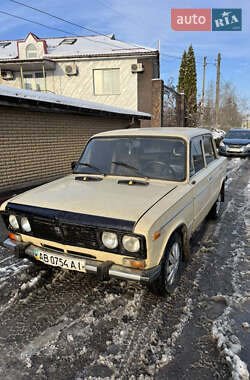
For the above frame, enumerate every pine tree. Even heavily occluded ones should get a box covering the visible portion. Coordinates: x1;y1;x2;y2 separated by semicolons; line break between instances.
177;50;187;93
177;45;197;126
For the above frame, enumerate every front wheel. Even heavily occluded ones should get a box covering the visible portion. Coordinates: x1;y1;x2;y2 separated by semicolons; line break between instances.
147;232;184;296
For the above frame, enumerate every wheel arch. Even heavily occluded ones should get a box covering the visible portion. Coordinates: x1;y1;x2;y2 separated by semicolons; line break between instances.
160;223;190;265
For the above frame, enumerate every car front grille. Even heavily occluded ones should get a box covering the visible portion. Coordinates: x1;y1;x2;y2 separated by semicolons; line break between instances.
31;216;99;249
228;144;242;148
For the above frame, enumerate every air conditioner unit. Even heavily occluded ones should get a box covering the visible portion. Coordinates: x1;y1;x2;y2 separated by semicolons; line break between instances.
64;64;78;76
1;70;14;80
131;63;144;73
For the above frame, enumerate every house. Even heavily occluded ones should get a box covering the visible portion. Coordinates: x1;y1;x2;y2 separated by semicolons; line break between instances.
0;84;150;195
0;32;160;127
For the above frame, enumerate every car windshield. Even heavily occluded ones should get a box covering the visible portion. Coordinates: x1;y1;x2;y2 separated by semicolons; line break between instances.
74;136;187;181
225;130;250;140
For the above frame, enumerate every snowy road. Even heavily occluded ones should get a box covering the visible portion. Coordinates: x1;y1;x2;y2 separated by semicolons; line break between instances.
0;158;249;380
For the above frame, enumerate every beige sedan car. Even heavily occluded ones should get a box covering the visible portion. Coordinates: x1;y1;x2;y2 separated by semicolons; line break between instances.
1;128;227;295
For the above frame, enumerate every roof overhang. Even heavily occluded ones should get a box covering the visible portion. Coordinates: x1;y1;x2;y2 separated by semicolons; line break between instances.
0;91;151;120
0;59;55;71
44;51;159;60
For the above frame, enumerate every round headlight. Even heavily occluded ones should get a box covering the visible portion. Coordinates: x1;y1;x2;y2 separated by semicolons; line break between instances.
122;235;140;253
219;141;225;147
9;215;19;230
102;232;118;249
21;217;31;232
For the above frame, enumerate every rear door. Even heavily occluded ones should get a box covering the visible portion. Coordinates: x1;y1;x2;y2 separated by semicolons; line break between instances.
202;134;223;206
190;135;210;231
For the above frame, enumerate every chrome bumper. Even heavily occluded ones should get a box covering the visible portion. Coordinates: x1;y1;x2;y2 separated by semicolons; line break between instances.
2;238;160;284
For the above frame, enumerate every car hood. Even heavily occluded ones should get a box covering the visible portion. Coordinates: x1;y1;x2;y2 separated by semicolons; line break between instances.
223;138;250;145
5;175;177;223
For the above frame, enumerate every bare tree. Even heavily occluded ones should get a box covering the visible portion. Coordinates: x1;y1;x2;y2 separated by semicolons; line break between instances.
202;80;247;131
219;81;243;131
163;77;177;127
202;81;215;128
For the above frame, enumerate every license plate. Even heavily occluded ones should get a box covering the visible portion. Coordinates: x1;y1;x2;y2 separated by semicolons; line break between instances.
34;248;86;272
229;148;242;152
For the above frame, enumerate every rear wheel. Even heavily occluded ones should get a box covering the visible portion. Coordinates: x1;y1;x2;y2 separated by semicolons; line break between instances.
147;232;183;296
210;191;222;219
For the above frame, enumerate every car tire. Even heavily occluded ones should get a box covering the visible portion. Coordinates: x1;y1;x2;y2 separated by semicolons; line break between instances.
147;232;183;296
210;191;222;219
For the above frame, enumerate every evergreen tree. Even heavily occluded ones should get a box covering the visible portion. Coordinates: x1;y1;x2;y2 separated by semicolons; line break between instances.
186;45;197;120
177;50;187;93
177;45;197;126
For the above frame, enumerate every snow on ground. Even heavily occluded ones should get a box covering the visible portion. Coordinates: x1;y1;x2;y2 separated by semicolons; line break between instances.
0;250;30;284
0;158;248;379
211;172;250;380
212;128;226;141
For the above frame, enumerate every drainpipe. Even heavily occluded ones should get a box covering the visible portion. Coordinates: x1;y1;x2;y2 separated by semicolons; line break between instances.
42;63;47;92
20;65;24;89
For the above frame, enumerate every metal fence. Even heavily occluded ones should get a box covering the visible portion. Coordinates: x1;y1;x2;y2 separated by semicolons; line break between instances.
163;85;185;127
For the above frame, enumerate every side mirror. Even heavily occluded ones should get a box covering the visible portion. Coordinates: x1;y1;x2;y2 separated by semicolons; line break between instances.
71;161;76;170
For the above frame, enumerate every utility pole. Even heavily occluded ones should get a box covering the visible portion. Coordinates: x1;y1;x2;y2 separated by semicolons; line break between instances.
201;56;207;122
215;53;221;127
158;40;160;78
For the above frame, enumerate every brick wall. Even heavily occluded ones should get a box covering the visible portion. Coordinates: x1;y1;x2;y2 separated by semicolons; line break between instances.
0;106;135;192
151;79;164;128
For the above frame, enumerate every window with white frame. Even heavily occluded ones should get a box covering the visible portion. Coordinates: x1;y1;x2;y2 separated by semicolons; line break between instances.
23;72;45;91
93;68;120;95
26;44;37;59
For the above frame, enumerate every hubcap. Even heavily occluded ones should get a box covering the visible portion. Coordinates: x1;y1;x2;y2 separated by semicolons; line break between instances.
165;242;181;285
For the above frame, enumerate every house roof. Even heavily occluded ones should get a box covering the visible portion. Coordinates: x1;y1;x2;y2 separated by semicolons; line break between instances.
0;33;158;60
0;84;151;120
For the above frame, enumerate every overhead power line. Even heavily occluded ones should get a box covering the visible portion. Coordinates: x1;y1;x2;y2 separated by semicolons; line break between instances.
0;9;146;51
0;10;76;35
8;0;148;51
9;0;110;37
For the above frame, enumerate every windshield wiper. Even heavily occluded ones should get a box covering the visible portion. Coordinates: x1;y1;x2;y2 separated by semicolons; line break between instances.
112;161;147;179
77;162;103;173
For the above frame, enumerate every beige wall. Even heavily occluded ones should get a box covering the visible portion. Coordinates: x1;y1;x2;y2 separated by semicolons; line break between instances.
18;34;45;60
53;58;138;111
1;57;139;111
0;106;136;192
0;56;157;117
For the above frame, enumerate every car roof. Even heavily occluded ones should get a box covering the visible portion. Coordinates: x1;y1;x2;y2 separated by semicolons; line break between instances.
92;127;211;139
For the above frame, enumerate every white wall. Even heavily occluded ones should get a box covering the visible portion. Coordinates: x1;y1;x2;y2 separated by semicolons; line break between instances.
53;58;138;111
1;57;139;111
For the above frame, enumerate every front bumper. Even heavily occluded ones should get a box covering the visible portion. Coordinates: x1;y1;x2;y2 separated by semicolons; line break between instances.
3;238;161;284
218;147;250;157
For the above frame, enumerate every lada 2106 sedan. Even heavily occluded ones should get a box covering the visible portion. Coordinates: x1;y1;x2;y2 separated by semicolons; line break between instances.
1;128;227;295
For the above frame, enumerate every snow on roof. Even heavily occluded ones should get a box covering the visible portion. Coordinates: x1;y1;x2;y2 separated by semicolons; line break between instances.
0;34;157;60
0;84;151;119
0;40;18;59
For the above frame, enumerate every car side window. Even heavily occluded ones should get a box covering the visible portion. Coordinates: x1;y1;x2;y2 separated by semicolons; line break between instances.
203;135;216;165
190;136;205;176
